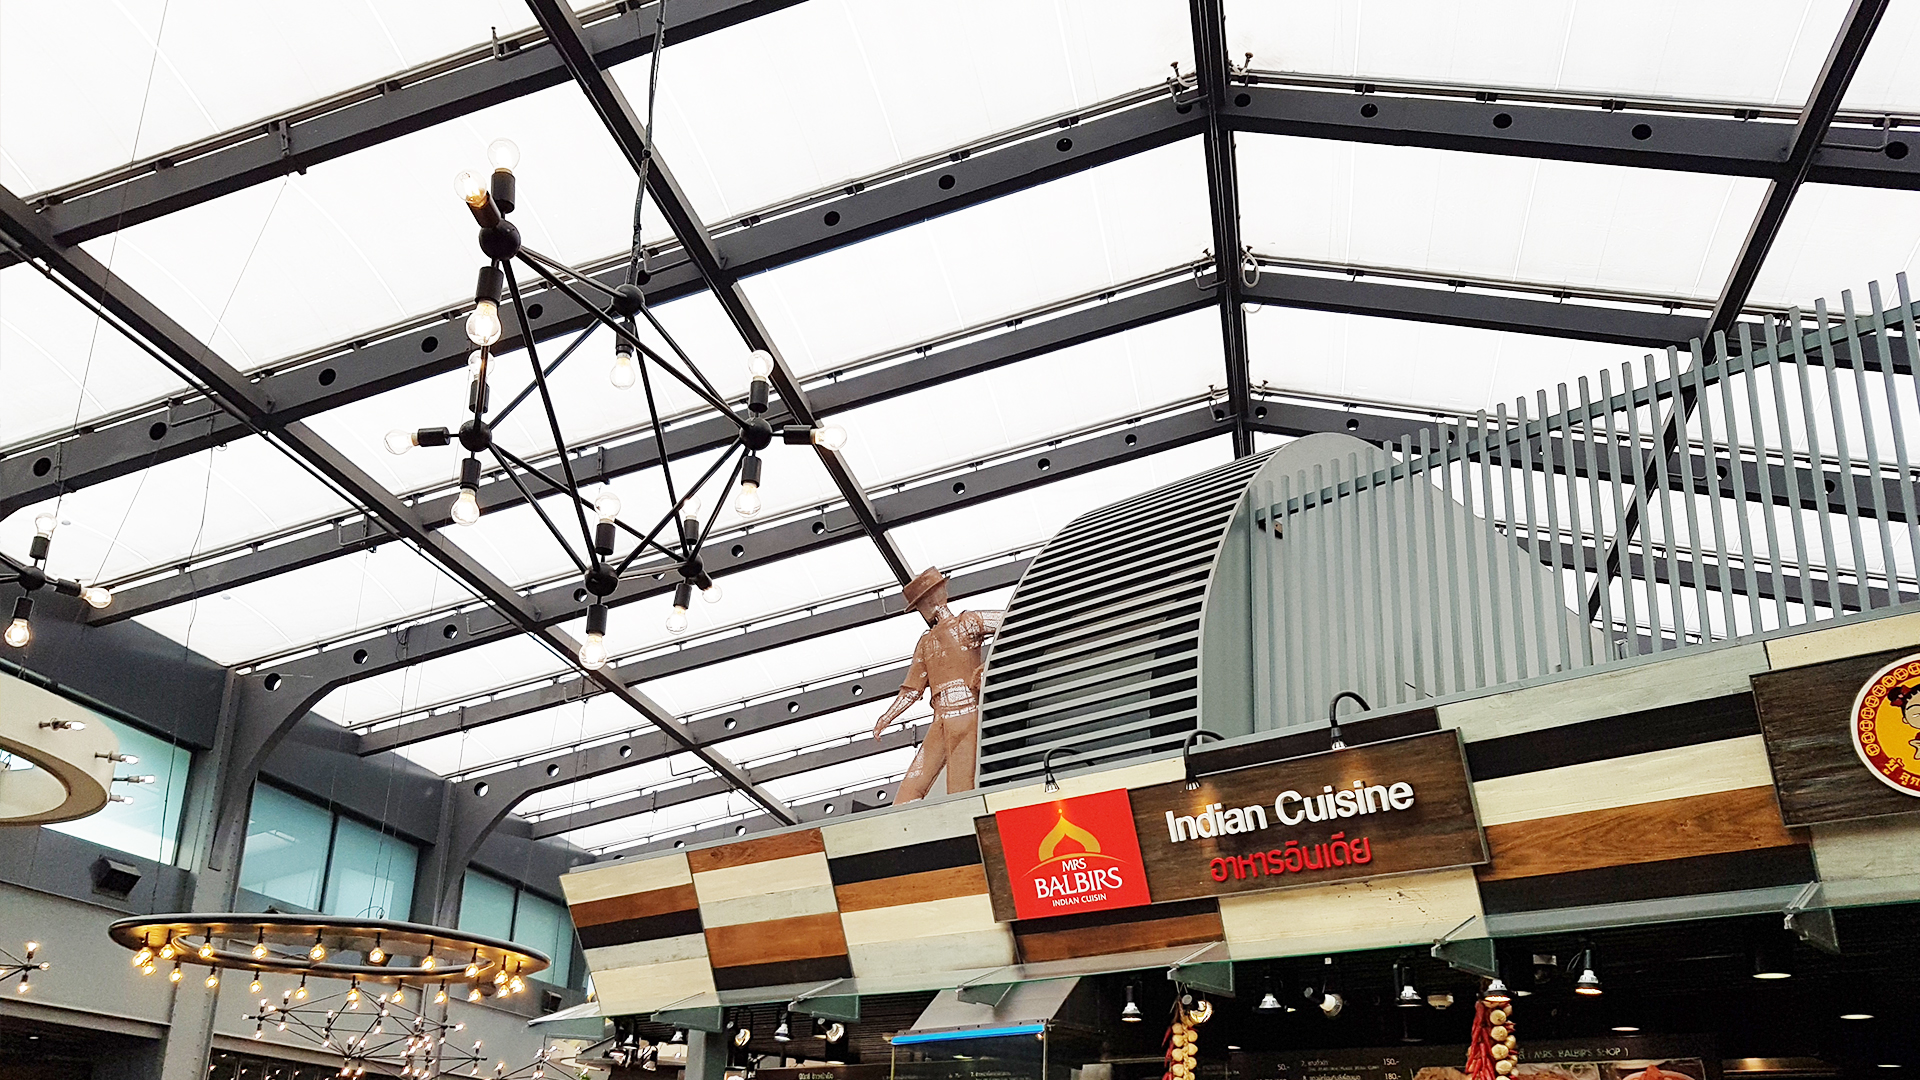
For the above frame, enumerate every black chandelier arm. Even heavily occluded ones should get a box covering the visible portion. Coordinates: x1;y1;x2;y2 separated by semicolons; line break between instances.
0;551;28;573
691;449;747;555
484;445;589;575
519;246;625;302
490;443;681;565
491;313;602;426
502;261;603;557
515;249;746;427
613;438;746;577
630;285;726;408
626;310;693;555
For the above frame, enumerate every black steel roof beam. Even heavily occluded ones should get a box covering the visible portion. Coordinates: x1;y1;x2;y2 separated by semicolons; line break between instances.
96;276;1210;622
3;98;1200;521
0;180;796;826
346;406;1231;746
18;0;801;253
1189;0;1253;457
523;0;912;584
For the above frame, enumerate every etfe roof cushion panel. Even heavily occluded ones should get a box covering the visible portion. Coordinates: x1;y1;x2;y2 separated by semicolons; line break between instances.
83;84;639;370
1841;0;1920;113
1747;184;1920;309
0;0;540;193
1224;0;1848;107
741;139;1213;380
0;265;190;452
623;0;1195;223
1238;135;1768;301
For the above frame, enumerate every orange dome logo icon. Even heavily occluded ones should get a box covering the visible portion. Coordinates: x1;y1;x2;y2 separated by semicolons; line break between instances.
1850;653;1920;797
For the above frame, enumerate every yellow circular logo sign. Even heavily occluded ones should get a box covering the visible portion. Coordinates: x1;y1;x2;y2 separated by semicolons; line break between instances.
1850;653;1920;797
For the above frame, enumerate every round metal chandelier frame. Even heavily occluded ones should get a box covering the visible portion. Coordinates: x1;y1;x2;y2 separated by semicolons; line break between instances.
107;913;548;992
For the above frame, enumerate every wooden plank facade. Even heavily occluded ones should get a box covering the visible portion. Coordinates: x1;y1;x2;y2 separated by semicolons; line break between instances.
562;614;1920;1016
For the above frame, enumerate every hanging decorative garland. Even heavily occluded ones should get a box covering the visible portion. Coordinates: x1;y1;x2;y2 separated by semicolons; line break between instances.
1164;991;1211;1080
1466;983;1519;1080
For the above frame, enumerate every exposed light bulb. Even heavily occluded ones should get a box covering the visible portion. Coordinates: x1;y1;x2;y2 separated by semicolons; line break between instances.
159;943;177;961
197;943;215;960
32;513;56;538
451;488;482;526
579;633;607;670
133;948;153;967
734;481;760;517
466;300;503;347
81;585;112;609
665;606;688;634
810;424;848;450
679;495;701;519
309;942;328;962
206;972;220;988
610;344;637;389
252;943;269;960
295;982;309;1001
249;978;262;994
702;581;722;604
594;488;622;523
384;430;418;456
4;618;29;648
487;139;520;172
435;986;448;1005
454;171;488;207
468;988;482;1002
368;945;387;965
169;964;184;983
747;350;775;379
140;962;156;976
420;956;435;971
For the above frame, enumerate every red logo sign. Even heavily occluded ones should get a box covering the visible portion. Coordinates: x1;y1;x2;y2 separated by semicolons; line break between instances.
992;788;1152;920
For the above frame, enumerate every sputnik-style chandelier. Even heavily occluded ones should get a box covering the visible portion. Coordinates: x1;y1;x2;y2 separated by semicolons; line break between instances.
0;940;47;993
381;138;841;669
2;513;112;648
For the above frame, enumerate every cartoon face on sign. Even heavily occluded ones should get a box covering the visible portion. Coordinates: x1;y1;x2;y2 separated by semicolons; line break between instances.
993;788;1153;920
1850;653;1920;797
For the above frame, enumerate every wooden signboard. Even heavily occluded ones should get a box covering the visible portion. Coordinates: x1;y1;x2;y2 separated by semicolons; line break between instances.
978;730;1485;920
1752;646;1920;826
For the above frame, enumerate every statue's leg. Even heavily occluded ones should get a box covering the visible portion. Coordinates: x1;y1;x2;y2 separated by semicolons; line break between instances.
896;713;950;802
944;709;978;794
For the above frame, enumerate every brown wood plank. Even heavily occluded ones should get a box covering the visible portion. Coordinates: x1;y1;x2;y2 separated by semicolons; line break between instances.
1752;647;1920;826
974;816;1019;922
1014;911;1223;963
1476;786;1805;882
703;911;848;969
834;864;988;913
569;883;700;928
687;828;826;873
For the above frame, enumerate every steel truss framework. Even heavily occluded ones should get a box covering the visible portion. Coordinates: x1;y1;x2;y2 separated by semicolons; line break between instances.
0;0;1905;870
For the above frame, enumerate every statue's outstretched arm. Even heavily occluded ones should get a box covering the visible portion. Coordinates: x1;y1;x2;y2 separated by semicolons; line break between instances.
873;647;929;738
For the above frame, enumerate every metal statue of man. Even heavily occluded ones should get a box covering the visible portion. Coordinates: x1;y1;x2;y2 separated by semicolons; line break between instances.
872;567;1005;800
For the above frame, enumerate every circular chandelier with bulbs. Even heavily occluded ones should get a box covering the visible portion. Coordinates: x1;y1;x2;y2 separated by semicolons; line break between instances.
2;513;112;649
108;914;547;1005
382;137;842;671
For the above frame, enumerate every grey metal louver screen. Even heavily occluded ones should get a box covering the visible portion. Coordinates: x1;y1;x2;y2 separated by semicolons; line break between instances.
976;451;1274;786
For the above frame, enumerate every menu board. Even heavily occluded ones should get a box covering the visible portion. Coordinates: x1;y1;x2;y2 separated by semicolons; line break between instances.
1228;1036;1719;1080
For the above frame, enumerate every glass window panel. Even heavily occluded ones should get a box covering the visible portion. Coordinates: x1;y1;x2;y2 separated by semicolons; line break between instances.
0;1;541;193
85;83;647;370
1747;183;1920;309
741;140;1213;378
458;869;517;942
321;815;419;920
0;266;190;451
510;891;573;987
43;715;192;864
1238;134;1768;300
1223;1;1848;107
1247;304;1650;417
131;542;478;668
624;0;1194;222
240;784;334;910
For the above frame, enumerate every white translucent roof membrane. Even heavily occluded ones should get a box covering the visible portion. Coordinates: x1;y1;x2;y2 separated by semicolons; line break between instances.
1239;135;1767;300
0;265;189;451
1223;0;1847;107
833;308;1224;487
1246;305;1652;417
561;788;744;852
0;436;349;587
513;752;701;822
79;83;653;370
0;0;541;194
132;541;477;668
742;139;1213;378
311;632;567;729
1841;0;1920;112
637;614;937;718
1748;184;1920;308
622;0;1194;223
890;438;1236;572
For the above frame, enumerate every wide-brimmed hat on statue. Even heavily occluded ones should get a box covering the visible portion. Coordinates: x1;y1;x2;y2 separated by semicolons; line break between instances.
902;567;948;610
